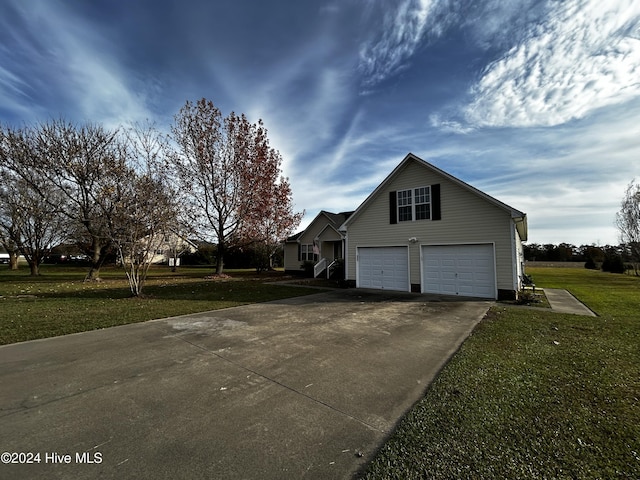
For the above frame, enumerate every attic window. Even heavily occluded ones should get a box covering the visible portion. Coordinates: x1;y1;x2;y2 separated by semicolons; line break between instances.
397;186;430;222
397;189;413;221
390;184;441;224
415;186;431;220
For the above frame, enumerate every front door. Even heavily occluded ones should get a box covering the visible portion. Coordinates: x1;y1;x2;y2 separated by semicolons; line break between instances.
333;241;342;260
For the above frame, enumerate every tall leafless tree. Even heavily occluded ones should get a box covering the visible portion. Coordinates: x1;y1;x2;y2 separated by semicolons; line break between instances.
110;172;176;296
33;119;128;281
109;122;180;295
0;236;21;270
0;126;68;275
616;180;640;273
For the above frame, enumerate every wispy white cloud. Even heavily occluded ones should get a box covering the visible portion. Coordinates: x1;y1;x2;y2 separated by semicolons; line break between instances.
464;0;640;128
461;0;550;51
0;0;154;126
358;0;442;89
429;113;475;134
473;105;640;245
1;0;635;247
0;64;38;119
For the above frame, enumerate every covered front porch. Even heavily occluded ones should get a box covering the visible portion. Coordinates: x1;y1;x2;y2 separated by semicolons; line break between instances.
283;210;353;275
313;239;344;278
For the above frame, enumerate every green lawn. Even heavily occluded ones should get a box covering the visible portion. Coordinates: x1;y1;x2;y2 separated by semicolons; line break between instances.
0;265;318;345
360;267;640;479
3;265;639;478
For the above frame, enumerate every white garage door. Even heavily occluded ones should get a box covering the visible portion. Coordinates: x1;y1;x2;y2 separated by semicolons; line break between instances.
422;244;496;298
358;247;409;291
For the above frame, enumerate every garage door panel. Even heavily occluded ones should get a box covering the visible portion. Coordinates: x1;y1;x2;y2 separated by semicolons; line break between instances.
439;282;457;295
458;285;475;296
358;247;409;291
458;272;474;282
422;244;496;299
442;271;457;281
458;258;474;268
475;271;491;281
424;271;440;282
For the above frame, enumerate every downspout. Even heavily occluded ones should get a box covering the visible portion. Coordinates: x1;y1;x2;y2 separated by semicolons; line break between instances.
343;233;348;281
512;215;528;293
510;219;518;294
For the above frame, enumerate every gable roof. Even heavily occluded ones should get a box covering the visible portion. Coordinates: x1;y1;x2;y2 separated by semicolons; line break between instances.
341;153;528;240
323;211;353;227
285;210;354;242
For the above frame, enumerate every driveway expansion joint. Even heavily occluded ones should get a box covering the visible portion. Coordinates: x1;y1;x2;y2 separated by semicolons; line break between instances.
167;329;387;434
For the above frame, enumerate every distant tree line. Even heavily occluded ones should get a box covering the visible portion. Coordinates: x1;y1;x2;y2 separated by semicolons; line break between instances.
525;180;640;276
524;243;636;274
0;98;302;295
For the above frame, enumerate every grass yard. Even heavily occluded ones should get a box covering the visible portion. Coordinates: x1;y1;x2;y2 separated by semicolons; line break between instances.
360;267;640;479
0;265;318;345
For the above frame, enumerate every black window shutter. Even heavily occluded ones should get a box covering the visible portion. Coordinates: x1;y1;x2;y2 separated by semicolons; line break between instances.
298;243;302;261
389;191;397;224
431;184;441;220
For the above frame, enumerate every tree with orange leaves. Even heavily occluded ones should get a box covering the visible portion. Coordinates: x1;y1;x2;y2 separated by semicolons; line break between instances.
170;98;302;274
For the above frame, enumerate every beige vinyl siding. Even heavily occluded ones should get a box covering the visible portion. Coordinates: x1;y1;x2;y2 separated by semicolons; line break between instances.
346;161;516;292
283;242;302;271
317;226;342;241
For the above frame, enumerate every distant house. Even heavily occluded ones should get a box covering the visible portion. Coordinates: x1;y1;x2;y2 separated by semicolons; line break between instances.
147;232;198;265
117;231;198;266
283;210;353;278
284;153;528;299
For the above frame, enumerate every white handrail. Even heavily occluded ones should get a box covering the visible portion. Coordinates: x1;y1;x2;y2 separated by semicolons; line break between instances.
313;258;327;278
326;259;338;279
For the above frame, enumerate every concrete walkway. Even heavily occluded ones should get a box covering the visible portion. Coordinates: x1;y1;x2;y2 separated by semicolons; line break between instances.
543;288;596;316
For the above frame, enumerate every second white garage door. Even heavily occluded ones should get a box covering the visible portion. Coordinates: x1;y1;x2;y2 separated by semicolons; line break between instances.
422;244;496;298
357;247;409;291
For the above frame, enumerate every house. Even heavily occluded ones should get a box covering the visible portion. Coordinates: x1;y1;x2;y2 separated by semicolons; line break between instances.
149;232;198;265
283;210;353;277
121;231;198;266
341;153;527;300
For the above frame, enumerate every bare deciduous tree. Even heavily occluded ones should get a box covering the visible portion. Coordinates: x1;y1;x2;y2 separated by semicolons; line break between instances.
0;236;21;270
171;99;239;274
0;126;67;275
616;180;640;273
109;122;180;295
0;179;67;276
111;172;175;296
34;119;127;281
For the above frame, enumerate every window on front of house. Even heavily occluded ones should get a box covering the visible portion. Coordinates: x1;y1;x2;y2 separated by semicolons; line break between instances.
301;244;316;262
398;186;430;221
397;189;413;221
414;186;431;220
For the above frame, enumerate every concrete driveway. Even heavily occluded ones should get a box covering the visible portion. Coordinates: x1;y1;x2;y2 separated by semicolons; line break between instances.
0;289;491;479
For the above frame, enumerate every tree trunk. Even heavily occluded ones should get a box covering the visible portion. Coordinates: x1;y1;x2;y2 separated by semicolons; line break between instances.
216;241;225;274
28;260;40;276
85;238;105;281
9;253;19;270
86;266;101;281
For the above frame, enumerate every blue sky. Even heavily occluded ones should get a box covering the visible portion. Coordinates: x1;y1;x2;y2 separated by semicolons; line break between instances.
2;0;639;246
